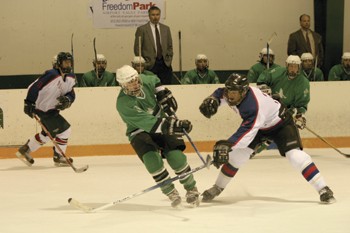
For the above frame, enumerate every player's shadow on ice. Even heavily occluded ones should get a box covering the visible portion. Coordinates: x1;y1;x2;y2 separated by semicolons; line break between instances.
0;166;58;171
201;195;318;206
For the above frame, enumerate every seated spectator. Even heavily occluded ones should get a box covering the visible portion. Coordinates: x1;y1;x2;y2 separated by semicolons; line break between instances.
247;48;280;83
181;54;220;84
80;54;116;87
328;52;350;81
131;56;155;75
300;53;324;81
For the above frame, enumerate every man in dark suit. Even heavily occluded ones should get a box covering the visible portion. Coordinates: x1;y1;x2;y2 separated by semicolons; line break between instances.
287;14;324;68
134;6;173;84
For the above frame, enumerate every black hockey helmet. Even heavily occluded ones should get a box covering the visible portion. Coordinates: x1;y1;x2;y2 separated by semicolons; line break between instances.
225;73;249;93
56;52;73;73
57;52;73;66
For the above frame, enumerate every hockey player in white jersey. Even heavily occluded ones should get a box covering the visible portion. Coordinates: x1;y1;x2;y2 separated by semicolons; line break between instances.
16;52;76;167
199;73;335;204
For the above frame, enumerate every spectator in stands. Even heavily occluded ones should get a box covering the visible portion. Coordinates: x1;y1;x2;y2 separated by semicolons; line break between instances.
247;48;280;83
80;54;116;87
181;54;220;84
300;53;324;81
328;52;350;81
287;14;324;68
131;56;155;75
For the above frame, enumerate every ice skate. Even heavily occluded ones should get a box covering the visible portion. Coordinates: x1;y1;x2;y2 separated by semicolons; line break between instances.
15;142;34;166
186;186;200;207
167;189;182;208
53;150;73;167
201;185;224;202
319;186;336;204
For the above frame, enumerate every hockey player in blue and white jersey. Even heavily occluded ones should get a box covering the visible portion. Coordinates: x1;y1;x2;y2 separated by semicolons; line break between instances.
199;73;335;204
16;52;76;167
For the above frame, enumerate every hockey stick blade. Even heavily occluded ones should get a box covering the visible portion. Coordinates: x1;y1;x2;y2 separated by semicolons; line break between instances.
73;165;89;173
68;162;211;213
305;126;350;158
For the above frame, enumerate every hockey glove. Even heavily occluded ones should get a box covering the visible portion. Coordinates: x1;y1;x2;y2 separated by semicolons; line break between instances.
55;96;72;110
294;113;306;130
199;96;219;118
213;140;232;169
161;117;192;136
24;99;36;118
257;84;272;96
156;88;178;117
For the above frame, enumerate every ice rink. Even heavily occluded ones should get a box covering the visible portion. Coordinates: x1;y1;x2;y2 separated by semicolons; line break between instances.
1;148;349;233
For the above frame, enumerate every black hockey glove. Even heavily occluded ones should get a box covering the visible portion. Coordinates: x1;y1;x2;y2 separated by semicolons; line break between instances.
156;88;178;117
161;117;192;136
213;140;232;169
55;96;72;110
24;99;36;118
199;96;219;118
294;113;306;130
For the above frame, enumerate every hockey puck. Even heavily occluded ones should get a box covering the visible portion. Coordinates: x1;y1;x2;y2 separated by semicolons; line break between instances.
68;198;72;203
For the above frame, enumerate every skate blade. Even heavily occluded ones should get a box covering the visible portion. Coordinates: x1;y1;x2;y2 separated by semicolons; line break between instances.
320;197;336;205
187;199;200;208
54;162;71;167
15;152;34;167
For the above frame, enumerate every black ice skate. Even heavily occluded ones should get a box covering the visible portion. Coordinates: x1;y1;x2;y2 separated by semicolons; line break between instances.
319;186;336;204
201;185;224;202
53;150;73;167
186;186;200;207
15;142;34;166
167;189;182;208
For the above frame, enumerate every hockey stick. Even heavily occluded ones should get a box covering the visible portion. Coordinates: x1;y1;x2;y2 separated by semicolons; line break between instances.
33;114;89;172
138;36;142;74
71;33;74;73
304;126;350;158
178;30;183;79
68;160;212;213
170;111;210;168
266;32;277;69
313;55;318;81
93;37;99;78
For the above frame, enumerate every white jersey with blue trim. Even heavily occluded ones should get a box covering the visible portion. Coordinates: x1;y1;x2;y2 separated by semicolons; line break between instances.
213;86;282;148
26;69;76;113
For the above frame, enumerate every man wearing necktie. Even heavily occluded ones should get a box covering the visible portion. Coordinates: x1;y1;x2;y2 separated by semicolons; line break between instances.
134;6;174;85
287;14;324;68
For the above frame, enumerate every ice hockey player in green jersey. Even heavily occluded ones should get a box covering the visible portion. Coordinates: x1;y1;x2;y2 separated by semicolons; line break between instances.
257;55;309;127
328;52;350;81
116;65;200;208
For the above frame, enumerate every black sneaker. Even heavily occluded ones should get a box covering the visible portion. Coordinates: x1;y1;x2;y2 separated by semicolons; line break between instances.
319;186;336;204
15;142;34;166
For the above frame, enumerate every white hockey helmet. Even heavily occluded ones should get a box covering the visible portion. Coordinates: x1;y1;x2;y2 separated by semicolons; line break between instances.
260;48;275;56
93;54;107;63
286;55;301;65
52;55;58;67
342;52;350;60
195;54;208;62
131;56;146;64
116;65;142;96
301;53;314;61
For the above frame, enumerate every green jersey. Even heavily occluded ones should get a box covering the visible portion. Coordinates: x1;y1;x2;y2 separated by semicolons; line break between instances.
247;62;280;83
181;69;220;84
80;70;116;87
328;64;350;81
257;66;310;114
301;68;324;81
117;74;164;141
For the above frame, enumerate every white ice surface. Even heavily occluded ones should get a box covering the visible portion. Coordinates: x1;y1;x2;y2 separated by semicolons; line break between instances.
1;148;350;233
